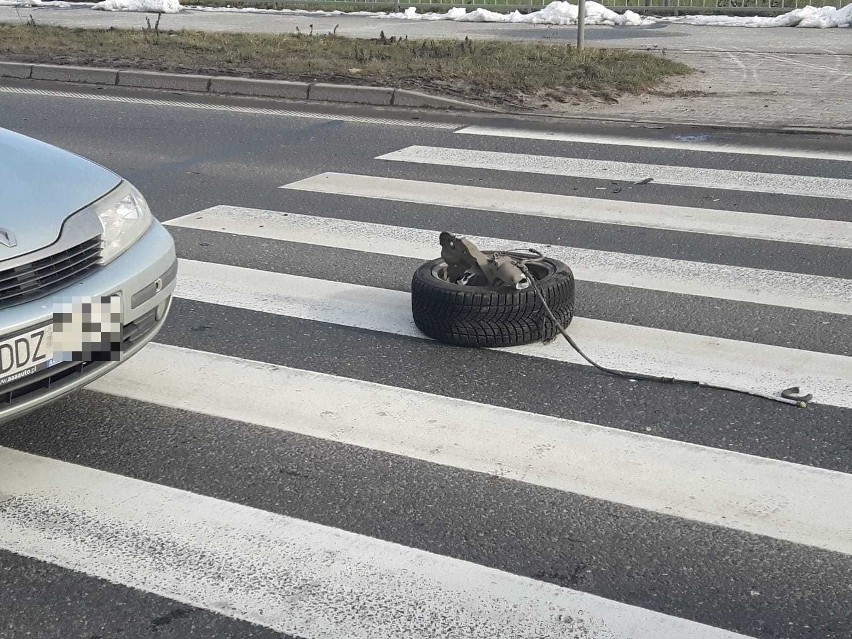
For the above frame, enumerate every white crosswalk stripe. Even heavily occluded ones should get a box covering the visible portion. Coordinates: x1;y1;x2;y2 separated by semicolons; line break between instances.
170;258;852;409
84;343;852;555
168;206;852;315
456;125;852;162
283;173;852;248
0;445;752;639
377;146;852;200
4;126;850;639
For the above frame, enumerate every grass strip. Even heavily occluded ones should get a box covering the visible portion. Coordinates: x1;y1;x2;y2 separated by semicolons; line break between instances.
0;23;691;104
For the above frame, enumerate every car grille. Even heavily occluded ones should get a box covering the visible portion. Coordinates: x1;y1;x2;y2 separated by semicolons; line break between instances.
0;236;103;309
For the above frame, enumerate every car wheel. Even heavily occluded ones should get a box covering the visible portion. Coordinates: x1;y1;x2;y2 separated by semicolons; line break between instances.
411;254;575;347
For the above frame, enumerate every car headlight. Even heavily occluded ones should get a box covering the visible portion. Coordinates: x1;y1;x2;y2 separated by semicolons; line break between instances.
93;182;153;264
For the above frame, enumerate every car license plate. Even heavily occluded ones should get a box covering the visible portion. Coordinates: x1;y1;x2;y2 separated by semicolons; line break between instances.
0;323;55;388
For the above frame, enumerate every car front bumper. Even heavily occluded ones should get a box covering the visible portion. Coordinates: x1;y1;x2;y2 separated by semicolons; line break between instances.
0;220;177;424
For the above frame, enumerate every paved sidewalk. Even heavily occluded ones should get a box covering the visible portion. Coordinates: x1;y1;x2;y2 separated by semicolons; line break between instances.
2;5;850;129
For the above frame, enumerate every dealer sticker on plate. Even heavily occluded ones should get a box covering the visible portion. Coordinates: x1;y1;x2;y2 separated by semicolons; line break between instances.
0;323;54;387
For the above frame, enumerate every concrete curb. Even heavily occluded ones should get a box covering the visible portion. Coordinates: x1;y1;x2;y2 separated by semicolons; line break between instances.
309;82;392;106
0;61;495;112
0;61;31;79
118;69;211;92
3;61;848;135
31;64;117;85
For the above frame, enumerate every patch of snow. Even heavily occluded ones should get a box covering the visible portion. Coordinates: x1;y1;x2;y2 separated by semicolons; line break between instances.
665;3;852;27
188;2;652;25
93;0;181;12
0;0;77;6
186;1;851;28
2;0;850;28
186;5;347;15
422;2;650;26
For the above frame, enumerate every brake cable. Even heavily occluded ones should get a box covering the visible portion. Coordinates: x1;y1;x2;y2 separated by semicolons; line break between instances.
512;251;811;409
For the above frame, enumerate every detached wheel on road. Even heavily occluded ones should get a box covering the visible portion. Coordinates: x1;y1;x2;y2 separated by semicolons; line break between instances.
411;254;575;347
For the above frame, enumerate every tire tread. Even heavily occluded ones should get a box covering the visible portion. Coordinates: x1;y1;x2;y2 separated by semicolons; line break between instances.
411;257;575;347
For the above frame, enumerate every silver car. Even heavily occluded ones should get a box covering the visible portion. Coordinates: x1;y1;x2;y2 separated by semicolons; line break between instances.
0;128;176;422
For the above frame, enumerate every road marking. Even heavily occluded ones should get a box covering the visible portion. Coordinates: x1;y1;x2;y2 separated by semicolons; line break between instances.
84;343;852;556
0;447;757;639
172;259;852;409
167;206;852;316
282;173;852;248
377;146;852;200
0;86;458;129
457;125;852;162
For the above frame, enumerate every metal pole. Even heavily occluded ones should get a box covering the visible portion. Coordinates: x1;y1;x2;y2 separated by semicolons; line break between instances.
577;0;585;51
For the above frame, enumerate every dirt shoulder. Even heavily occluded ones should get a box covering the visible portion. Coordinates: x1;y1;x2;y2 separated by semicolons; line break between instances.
565;49;852;130
0;23;690;107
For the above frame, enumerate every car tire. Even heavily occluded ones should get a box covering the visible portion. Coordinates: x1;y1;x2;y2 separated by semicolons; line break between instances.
411;254;575;347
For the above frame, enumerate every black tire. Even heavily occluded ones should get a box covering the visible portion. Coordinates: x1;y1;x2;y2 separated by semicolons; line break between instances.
411;254;575;347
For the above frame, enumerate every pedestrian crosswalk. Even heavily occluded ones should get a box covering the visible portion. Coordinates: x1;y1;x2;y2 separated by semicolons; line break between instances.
85;343;852;555
284;173;852;246
169;206;851;313
1;123;850;638
376;146;852;199
167;258;852;409
456;125;852;162
0;445;753;639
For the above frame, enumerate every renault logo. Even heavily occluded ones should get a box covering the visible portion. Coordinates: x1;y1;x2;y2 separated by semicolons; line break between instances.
0;229;16;248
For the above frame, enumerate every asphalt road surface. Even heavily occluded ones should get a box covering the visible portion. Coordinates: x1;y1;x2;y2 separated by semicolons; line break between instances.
0;81;850;639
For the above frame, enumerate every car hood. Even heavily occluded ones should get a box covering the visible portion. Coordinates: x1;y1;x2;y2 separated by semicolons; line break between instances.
0;128;121;260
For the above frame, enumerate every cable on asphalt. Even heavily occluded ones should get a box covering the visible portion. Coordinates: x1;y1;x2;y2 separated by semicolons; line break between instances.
513;251;812;409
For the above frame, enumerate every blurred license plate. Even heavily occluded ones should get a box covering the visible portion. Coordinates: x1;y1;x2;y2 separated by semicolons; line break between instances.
0;323;54;387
